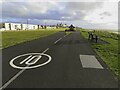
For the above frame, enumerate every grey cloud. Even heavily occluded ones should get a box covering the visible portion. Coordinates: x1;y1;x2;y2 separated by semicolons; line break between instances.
2;2;105;26
100;17;104;19
65;2;103;11
99;11;111;16
2;2;104;20
2;2;55;18
59;2;104;21
2;2;29;18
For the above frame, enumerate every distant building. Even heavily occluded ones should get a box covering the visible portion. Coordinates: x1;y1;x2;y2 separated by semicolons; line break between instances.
56;23;68;28
0;23;43;31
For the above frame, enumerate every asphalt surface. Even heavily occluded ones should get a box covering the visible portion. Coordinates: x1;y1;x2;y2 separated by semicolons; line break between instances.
1;31;118;89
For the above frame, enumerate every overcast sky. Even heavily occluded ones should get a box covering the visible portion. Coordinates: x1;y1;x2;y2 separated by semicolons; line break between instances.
0;0;119;30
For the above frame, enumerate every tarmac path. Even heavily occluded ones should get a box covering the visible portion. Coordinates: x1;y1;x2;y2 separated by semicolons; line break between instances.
1;31;118;89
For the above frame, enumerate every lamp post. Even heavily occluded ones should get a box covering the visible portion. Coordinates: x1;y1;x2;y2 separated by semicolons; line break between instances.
27;19;28;30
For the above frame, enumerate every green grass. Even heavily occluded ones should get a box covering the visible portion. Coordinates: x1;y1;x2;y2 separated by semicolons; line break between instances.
1;28;65;49
65;32;72;35
80;29;119;78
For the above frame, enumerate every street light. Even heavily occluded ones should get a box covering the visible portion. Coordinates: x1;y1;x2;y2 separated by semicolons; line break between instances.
27;18;31;30
27;19;28;30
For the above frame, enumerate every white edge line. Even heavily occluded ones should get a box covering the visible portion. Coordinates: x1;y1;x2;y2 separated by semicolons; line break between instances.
0;48;50;89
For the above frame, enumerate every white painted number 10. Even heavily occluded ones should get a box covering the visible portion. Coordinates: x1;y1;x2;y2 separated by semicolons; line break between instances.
9;53;52;70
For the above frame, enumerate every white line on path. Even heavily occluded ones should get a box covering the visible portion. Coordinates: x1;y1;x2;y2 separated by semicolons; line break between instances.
0;69;25;89
54;33;68;44
64;35;66;37
42;48;49;54
54;34;68;44
1;34;67;89
54;38;62;44
0;48;50;89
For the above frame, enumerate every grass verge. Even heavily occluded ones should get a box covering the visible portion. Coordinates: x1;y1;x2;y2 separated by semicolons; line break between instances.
2;29;63;49
80;29;119;78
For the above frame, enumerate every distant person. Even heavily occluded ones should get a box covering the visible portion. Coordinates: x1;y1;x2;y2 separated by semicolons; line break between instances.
95;35;98;43
88;32;93;40
41;25;44;29
56;24;59;29
88;32;91;40
91;33;94;41
93;30;95;33
44;25;47;29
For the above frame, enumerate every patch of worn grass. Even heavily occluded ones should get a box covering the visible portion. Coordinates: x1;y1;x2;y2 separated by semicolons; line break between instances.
2;29;63;49
80;29;119;78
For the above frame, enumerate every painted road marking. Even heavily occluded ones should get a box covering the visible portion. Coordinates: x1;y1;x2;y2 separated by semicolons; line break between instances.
1;34;66;89
0;48;50;89
54;38;62;44
80;55;104;69
10;53;52;69
20;55;33;64
54;34;68;44
19;47;49;65
42;48;49;54
25;55;42;65
0;69;25;89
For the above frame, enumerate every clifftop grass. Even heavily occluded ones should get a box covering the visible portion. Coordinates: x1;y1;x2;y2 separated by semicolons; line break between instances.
2;29;60;49
80;29;119;78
